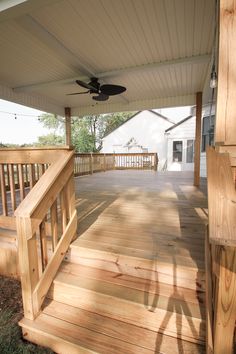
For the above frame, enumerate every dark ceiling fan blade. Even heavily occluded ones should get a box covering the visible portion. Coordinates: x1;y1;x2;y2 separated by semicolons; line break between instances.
100;84;126;96
66;90;89;95
92;93;109;101
76;78;100;93
76;79;96;91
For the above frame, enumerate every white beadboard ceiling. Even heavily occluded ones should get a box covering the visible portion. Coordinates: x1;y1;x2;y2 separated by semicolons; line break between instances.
0;0;215;116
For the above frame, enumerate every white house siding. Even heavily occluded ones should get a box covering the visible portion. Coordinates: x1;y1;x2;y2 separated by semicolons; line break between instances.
166;116;196;172
101;111;173;170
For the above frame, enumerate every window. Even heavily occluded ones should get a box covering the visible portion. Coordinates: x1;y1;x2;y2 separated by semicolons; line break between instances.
202;115;215;152
173;141;183;162
187;140;194;163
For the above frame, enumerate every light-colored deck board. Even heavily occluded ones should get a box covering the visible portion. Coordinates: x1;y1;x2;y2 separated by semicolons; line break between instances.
69;171;207;351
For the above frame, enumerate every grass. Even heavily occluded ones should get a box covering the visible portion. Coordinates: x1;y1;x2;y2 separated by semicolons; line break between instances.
0;275;54;354
0;308;54;354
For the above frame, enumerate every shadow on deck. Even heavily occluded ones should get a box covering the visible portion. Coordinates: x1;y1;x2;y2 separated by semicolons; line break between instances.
71;170;207;353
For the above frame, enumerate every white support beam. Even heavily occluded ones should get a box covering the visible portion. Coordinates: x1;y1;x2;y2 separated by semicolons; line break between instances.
13;54;211;93
71;94;196;116
0;0;60;22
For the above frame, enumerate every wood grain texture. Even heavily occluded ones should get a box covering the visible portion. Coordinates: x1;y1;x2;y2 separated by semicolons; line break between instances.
214;247;236;354
215;0;236;144
207;147;236;246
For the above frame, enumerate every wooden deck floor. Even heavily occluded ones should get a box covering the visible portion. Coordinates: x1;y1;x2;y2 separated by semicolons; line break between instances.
71;170;207;353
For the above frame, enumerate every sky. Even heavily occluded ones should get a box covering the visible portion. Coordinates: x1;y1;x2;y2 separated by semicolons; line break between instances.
0;99;50;144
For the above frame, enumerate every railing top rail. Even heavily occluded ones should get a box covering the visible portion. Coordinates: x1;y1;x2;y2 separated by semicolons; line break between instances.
0;147;73;164
0;146;71;151
75;152;157;156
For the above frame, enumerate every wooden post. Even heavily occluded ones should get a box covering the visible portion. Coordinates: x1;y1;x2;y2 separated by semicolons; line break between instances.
215;0;236;144
213;247;236;354
103;154;106;172
90;153;93;174
65;107;72;147
154;153;158;171
194;92;202;186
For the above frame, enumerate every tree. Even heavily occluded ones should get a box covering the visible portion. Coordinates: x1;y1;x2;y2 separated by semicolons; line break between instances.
37;113;65;146
36;133;64;146
37;111;136;152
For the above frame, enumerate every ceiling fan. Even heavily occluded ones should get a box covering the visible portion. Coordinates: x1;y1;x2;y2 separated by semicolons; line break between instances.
67;77;126;101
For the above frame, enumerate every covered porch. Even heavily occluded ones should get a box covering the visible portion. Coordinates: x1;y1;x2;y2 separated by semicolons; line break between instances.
0;0;236;353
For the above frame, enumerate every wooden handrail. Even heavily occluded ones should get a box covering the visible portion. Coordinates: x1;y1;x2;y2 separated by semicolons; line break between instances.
0;147;70;164
10;148;77;320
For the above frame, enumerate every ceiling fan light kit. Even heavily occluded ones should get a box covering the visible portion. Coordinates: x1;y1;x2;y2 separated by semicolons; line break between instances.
67;77;126;101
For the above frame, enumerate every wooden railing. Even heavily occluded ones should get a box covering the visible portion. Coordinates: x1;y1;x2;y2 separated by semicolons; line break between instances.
0;148;77;320
206;146;236;354
0;152;50;217
74;152;158;176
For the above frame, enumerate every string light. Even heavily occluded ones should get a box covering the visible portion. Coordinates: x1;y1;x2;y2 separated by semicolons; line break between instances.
0;110;42;119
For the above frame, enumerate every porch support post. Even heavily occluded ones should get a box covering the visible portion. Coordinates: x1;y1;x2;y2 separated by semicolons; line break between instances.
65;107;72;147
215;0;236;145
194;91;202;187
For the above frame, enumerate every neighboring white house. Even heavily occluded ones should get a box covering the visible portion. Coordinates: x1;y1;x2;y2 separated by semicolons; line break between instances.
101;105;215;176
101;110;175;170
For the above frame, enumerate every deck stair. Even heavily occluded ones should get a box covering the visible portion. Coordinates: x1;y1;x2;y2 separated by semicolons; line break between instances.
19;237;205;354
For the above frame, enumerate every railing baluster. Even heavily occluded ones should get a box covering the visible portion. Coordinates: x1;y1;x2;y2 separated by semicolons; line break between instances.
9;164;16;211
60;187;67;233
50;200;58;251
0;164;8;216
29;164;35;189
39;219;48;271
18;164;25;201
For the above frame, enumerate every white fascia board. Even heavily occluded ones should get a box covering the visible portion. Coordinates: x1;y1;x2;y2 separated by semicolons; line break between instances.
0;0;60;22
0;83;64;115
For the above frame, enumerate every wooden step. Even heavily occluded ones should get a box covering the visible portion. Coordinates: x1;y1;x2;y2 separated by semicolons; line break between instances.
19;300;204;354
72;238;205;269
78;233;205;262
59;262;205;315
48;266;205;344
67;243;205;291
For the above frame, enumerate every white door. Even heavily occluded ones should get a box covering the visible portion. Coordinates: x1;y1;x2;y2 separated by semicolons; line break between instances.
168;139;194;171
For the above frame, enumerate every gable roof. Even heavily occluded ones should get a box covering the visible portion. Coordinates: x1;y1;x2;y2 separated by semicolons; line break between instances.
103;110;174;138
165;115;193;133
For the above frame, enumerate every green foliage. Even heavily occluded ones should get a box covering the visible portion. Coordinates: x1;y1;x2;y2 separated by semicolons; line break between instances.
38;113;63;132
36;133;64;146
0;309;53;354
37;113;64;147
